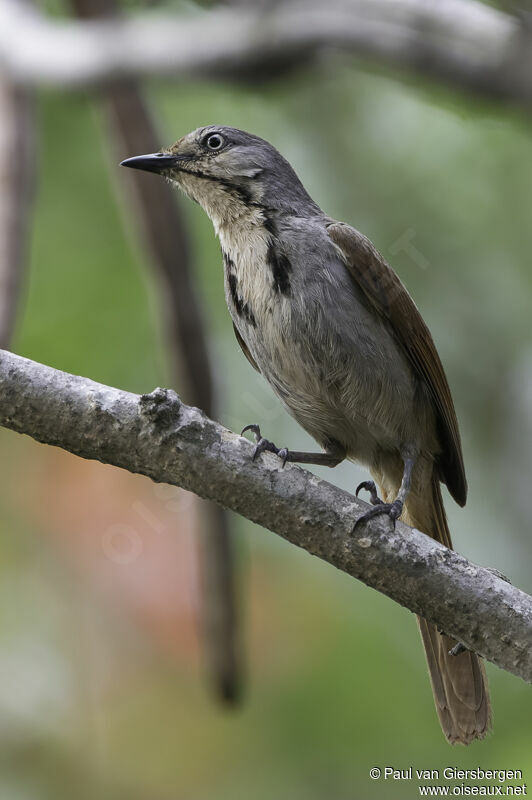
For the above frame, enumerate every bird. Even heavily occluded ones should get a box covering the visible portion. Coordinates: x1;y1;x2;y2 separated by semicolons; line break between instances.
121;125;491;744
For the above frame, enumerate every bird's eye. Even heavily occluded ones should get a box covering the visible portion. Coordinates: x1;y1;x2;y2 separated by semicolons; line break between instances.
204;133;225;151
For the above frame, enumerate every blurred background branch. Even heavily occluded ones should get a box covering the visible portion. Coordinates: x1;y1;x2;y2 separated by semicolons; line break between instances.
0;78;36;349
68;0;242;706
1;348;531;685
2;0;532;110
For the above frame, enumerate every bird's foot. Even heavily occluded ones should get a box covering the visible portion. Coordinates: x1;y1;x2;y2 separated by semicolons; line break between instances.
241;424;289;467
354;481;404;529
355;480;383;506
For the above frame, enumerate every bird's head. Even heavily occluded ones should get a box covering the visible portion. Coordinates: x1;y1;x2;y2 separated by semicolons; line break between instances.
121;125;318;228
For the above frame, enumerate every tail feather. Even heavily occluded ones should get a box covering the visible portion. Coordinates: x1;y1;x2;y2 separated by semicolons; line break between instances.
417;618;491;744
400;475;491;744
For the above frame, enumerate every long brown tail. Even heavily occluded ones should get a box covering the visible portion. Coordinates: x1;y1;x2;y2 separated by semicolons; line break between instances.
402;476;492;744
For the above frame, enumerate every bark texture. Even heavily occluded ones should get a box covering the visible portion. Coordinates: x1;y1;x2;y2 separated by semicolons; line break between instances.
1;348;531;683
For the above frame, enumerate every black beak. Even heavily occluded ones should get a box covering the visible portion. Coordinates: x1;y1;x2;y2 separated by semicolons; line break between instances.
120;152;187;174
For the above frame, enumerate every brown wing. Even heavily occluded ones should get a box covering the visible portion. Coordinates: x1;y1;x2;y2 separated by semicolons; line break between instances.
327;221;467;506
232;322;260;373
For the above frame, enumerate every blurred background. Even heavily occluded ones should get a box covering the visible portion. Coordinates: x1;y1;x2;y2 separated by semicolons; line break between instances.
0;0;532;797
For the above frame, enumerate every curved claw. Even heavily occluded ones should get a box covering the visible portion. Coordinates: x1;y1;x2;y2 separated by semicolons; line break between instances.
241;423;261;441
241;423;288;466
252;437;271;461
353;499;403;532
355;480;383;506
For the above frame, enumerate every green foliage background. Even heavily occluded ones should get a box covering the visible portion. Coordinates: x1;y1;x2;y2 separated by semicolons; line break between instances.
0;58;531;799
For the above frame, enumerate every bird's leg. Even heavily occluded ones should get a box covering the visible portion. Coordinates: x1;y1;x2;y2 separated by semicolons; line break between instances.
354;452;416;530
241;425;346;468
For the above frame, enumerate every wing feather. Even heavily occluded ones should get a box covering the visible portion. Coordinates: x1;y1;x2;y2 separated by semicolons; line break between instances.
327;221;467;506
232;322;260;373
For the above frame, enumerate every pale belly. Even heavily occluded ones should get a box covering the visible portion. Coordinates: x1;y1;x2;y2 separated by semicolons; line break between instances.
229;282;433;469
218;218;435;470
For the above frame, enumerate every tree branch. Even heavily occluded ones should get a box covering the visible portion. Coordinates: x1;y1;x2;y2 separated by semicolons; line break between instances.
2;0;531;110
1;348;531;683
